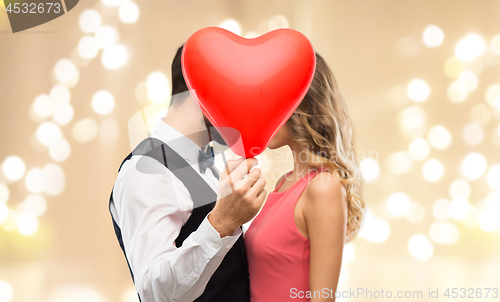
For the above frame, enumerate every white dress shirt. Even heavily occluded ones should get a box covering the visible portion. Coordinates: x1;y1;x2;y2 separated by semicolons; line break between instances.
110;118;242;302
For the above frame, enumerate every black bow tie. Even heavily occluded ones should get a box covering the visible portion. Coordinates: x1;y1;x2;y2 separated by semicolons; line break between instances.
198;145;219;179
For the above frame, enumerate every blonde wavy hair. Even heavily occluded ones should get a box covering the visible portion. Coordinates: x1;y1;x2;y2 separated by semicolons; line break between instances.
286;52;364;241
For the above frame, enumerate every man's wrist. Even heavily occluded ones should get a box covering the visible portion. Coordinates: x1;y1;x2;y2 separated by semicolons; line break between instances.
207;211;238;238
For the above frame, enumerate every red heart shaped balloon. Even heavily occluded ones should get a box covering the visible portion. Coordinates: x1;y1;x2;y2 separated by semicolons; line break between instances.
181;27;316;158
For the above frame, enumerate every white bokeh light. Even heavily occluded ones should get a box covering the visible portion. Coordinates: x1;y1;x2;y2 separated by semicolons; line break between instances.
119;1;140;23
478;210;500;232
95;26;118;49
387;192;411;217
358;209;390;243
455;33;486;62
121;286;140;302
49;138;71;162
101;44;128;69
447;81;469;103
463;122;483;146
494;95;500;113
19;195;47;217
50;84;71;103
92;90;115;115
2;156;26;181
0;280;14;302
429;222;460;245
408;137;430;160
422;25;444;47
33;94;55;119
268;15;289;31
427;125;452;150
342;242;355;264
444;57;465;78
219;19;241;36
54;59;79;86
79;10;102;33
486;165;500;190
17;212;38;236
359;158;380;182
43;164;65;196
387;151;413;174
490;34;500;55
52;101;74;125
462;206;479;229
405;202;425;224
72;118;99;143
457;70;478;91
398;106;426;137
78;36;99;59
147;72;170;104
485;84;500;106
449;178;471;199
422;158;444;182
338;268;350;287
448;198;471;221
460;152;487;180
36;122;63;147
408;234;434;261
433;198;451;221
25;168;44;194
406;78;430;102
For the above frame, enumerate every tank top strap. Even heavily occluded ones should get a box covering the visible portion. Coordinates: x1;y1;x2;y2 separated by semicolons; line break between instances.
310;166;330;178
274;170;293;192
296;167;331;189
274;167;331;193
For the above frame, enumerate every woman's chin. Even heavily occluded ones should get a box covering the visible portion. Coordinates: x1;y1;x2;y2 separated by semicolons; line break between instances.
267;142;283;150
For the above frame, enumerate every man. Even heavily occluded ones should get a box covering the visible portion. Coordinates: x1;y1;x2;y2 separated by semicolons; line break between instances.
109;44;267;302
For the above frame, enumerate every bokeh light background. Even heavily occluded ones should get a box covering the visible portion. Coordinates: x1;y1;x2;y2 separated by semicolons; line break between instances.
1;0;500;301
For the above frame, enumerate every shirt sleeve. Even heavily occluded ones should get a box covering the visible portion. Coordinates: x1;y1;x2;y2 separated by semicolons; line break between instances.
112;157;242;302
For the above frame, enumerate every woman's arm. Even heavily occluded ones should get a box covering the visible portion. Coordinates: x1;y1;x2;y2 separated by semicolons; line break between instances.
302;172;348;301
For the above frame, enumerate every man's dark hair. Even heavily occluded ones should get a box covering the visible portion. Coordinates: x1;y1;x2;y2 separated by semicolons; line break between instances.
170;43;189;106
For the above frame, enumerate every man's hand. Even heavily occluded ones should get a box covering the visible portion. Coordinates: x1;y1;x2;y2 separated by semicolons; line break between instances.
208;158;267;237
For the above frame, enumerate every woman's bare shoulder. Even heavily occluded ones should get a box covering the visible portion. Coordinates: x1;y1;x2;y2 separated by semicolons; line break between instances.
303;170;347;209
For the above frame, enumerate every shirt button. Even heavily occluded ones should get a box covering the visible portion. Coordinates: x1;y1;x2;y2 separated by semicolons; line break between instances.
193;273;199;279
213;243;220;249
225;244;231;249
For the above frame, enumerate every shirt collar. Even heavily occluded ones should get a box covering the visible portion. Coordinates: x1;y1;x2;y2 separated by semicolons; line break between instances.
151;118;211;165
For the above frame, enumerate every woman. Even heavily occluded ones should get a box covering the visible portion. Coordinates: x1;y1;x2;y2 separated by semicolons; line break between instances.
244;52;364;301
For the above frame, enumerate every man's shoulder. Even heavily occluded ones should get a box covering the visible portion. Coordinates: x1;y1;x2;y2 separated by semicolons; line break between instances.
116;154;169;184
112;154;186;210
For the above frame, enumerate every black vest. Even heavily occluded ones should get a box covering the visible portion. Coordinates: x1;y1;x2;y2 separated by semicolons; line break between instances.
109;137;250;302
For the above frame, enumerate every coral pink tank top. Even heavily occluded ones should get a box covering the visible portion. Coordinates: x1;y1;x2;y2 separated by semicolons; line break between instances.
244;168;324;302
